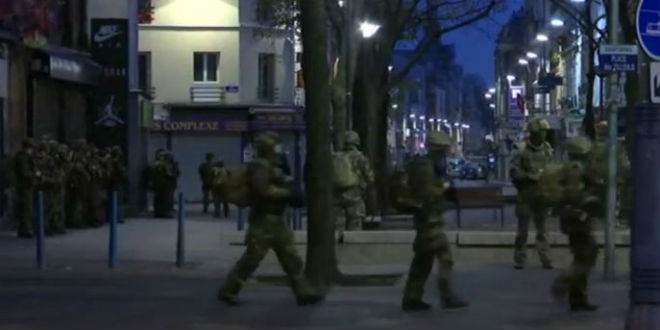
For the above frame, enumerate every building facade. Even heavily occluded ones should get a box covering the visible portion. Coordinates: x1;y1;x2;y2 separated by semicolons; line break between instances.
137;0;301;201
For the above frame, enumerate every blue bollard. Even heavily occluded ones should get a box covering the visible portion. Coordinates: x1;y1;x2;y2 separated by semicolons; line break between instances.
238;208;244;231
176;193;185;268
108;191;118;269
35;191;44;270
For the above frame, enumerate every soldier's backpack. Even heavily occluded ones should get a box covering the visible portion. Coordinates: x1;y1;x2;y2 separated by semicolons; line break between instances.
222;166;250;208
333;152;359;189
212;166;229;189
537;163;565;206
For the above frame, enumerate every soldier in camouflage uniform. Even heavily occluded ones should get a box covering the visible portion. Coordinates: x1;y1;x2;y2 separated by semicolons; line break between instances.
41;141;67;234
402;130;468;312
14;139;36;238
334;131;374;237
211;160;230;218
150;150;179;218
550;137;601;312
66;140;91;228
219;131;321;306
199;153;215;214
84;145;105;227
510;118;554;270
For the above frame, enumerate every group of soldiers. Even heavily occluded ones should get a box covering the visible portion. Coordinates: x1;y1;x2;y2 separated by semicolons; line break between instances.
8;139;125;238
510;118;628;312
148;149;181;218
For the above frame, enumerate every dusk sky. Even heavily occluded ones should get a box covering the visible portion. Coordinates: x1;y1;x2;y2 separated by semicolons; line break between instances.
444;0;524;87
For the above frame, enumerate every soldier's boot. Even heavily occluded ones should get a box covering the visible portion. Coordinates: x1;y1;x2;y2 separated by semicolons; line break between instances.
551;275;570;301
438;278;468;309
402;299;431;311
217;276;244;306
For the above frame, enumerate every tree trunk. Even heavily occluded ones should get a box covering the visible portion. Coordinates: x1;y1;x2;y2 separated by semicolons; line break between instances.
584;45;597;140
331;58;347;150
353;58;389;215
300;0;341;290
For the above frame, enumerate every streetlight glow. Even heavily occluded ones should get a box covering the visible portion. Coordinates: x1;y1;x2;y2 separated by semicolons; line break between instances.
551;18;565;27
409;114;416;119
518;58;529;65
488;88;496;94
489;104;496;109
536;33;549;42
338;0;344;7
360;21;381;38
526;52;538;59
506;75;516;82
420;116;426;120
485;93;492;99
392;104;398;109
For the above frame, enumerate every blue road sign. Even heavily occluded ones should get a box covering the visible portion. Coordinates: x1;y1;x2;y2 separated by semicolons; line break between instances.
599;44;639;73
637;0;660;60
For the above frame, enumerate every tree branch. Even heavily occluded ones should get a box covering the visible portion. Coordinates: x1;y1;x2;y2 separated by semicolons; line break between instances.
389;0;498;87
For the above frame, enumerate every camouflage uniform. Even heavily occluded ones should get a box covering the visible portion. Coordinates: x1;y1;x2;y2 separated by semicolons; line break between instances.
13;140;36;238
66;140;91;228
402;130;468;311
40;141;66;234
551;137;601;312
85;146;105;227
510;118;554;269
211;161;230;218
219;131;321;306
590;121;630;227
150;151;179;218
334;131;374;236
199;153;215;214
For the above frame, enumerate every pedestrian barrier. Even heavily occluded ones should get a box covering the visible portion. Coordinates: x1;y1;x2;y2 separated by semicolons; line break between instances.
35;190;45;270
108;191;119;269
176;192;185;268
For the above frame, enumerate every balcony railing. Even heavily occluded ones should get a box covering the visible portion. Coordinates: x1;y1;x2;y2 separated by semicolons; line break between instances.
190;85;226;103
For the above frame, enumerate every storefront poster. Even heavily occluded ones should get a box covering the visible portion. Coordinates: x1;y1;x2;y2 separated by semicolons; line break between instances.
90;18;128;149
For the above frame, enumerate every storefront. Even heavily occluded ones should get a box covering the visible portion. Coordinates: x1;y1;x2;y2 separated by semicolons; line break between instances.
150;104;305;201
28;46;101;142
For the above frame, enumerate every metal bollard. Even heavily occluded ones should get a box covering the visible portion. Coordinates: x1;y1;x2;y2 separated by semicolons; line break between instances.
176;193;185;268
108;191;118;269
35;191;45;270
238;208;244;231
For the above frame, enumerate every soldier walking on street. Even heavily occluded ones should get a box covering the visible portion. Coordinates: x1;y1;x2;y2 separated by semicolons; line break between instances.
551;137;601;312
401;131;468;312
510;118;554;270
199;153;215;214
218;131;321;306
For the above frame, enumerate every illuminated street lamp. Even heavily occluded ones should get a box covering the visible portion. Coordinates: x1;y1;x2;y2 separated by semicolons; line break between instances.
536;33;549;42
551;18;565;27
489;104;496;109
360;21;381;38
526;52;538;59
518;58;529;65
488;88;496;94
485;93;492;99
506;75;516;83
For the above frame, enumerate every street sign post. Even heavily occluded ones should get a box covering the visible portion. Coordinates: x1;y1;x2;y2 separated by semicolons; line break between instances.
599;44;639;73
636;0;660;60
651;62;660;104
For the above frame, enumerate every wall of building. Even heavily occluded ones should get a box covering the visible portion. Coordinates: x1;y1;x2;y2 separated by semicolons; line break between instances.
140;29;240;103
87;0;128;19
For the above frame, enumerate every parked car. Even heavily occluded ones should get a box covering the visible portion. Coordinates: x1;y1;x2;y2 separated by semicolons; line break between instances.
459;161;484;180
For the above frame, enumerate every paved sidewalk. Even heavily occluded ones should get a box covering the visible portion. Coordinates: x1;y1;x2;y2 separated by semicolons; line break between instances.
0;215;632;330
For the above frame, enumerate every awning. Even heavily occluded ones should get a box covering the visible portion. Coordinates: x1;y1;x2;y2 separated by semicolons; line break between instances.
30;45;102;85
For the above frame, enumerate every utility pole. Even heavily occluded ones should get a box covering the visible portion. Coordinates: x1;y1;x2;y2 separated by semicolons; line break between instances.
603;0;619;281
345;0;353;130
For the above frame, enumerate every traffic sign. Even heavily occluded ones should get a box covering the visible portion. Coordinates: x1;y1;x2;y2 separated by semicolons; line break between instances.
637;0;660;60
599;44;639;73
651;62;660;104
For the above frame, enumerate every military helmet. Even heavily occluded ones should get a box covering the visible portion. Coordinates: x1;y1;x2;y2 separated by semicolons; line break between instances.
254;131;280;154
595;121;608;137
526;118;550;132
565;137;592;156
427;130;452;149
344;131;361;147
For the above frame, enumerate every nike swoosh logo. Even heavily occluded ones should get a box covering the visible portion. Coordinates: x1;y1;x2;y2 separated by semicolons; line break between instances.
94;31;121;43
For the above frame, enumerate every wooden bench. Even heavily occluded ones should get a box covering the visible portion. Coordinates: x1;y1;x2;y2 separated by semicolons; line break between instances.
453;186;506;228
